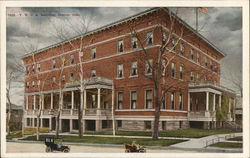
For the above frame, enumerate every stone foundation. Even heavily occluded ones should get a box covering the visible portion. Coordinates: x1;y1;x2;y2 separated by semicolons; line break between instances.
117;120;189;131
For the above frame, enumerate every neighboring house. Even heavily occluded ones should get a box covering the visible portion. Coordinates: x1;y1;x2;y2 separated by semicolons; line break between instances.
6;103;23;131
235;94;242;124
22;7;236;133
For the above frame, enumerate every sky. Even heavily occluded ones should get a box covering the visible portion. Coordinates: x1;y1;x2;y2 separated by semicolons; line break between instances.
6;7;242;106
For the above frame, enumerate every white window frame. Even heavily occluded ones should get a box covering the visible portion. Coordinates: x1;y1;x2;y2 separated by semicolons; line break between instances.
62;75;66;81
91;48;96;59
37;64;40;72
145;59;153;75
179;93;183;110
130;90;137;109
171;63;175;78
70;72;74;81
91;69;96;77
196;72;200;81
37;80;40;87
52;59;56;69
70;54;74;64
145;89;153;109
197;53;200;64
179;64;184;80
171;92;175;110
117;91;123;109
32;81;35;87
161;91;166;109
130;61;138;76
190;72;194;81
117;64;124;78
147;32;153;45
131;37;138;49
118;40;124;53
180;42;184;54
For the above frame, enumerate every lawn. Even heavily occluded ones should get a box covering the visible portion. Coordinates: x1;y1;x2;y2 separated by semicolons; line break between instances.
22;135;185;146
227;136;243;141
82;128;238;138
6;131;22;139
210;142;242;148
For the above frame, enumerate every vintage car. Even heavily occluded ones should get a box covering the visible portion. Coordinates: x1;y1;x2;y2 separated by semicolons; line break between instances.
44;137;70;153
125;141;146;153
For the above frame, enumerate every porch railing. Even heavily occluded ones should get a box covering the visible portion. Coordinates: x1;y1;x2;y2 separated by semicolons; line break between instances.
61;109;71;115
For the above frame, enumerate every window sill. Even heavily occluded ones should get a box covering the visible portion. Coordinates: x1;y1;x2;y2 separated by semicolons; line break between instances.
116;77;125;80
129;75;138;78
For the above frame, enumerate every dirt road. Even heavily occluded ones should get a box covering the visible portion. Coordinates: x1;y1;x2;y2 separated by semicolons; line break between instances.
7;142;197;153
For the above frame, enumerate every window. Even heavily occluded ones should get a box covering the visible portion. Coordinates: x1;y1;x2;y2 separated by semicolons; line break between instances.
162;60;166;76
62;57;66;66
131;61;138;76
210;61;213;70
161;92;166;109
179;65;184;80
118;40;124;52
191;49;194;61
91;48;96;59
70;72;74;81
145;121;151;130
196;72;200;81
70;55;74;64
26;82;29;88
171;92;175;109
130;91;137;109
37;80;40;87
52;76;56;82
162;32;167;44
171;63;175;78
180;42;184;55
37;64;40;72
131;37;138;49
197;53;200;64
147;32;153;45
190;72;194;81
26;66;29;74
145;59;153;74
91;69;96;77
162;121;166;130
117;92;123;109
117;64;123;78
32;81;35;87
32;64;35;72
205;56;208;67
62;75;65;81
117;120;122;128
179;93;183;110
171;38;176;50
145;89;153;109
52;59;56;69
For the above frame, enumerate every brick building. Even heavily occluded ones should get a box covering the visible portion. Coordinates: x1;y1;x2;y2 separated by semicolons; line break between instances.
22;7;236;133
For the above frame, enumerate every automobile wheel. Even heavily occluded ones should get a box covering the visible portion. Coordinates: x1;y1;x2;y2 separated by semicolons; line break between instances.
45;147;51;153
63;148;70;153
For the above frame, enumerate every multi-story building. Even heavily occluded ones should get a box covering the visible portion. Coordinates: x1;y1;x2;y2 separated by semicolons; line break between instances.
22;7;236;133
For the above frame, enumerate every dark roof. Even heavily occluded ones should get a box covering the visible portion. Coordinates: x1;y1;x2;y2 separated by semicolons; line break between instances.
22;7;225;59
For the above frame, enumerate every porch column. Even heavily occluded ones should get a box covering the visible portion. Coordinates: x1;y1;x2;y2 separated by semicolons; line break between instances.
26;95;29;110
71;91;74;115
40;118;43;128
187;92;190;111
219;95;222;108
213;93;216;111
111;85;115;136
96;119;101;132
82;120;85;133
49;118;52;131
42;94;44;110
59;119;62;131
70;119;73;132
228;98;231;113
97;88;101;115
32;118;35;127
33;95;36;110
51;93;53;109
206;92;209;111
83;89;87;116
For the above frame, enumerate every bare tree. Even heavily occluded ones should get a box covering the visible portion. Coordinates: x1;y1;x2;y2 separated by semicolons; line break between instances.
127;9;207;140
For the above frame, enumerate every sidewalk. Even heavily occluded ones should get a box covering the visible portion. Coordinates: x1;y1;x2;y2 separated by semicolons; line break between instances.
169;132;242;149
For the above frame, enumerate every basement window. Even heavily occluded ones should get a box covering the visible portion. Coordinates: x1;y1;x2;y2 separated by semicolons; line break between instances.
144;121;151;130
117;120;122;128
